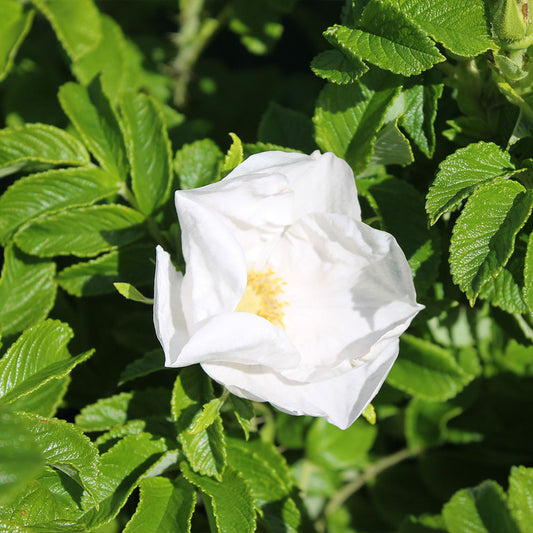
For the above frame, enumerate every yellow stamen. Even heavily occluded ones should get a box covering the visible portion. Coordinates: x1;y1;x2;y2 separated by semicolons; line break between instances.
235;268;288;327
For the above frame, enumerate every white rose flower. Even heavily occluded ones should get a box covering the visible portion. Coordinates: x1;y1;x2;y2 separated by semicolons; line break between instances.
154;150;422;429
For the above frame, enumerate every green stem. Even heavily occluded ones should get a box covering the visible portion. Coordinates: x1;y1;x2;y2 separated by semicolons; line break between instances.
171;1;231;107
146;216;171;250
319;446;422;527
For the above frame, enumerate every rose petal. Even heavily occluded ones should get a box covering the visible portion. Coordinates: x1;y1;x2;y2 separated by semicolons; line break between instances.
176;193;248;331
262;213;421;381
153;246;189;366
226;150;360;221
171;312;300;369
202;334;399;429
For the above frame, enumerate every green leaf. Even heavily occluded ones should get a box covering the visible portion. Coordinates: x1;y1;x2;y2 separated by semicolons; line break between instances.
175;139;223;189
119;91;172;215
369;119;414;167
9;378;69;419
0;1;34;82
387;335;477;401
58;81;128;179
508;466;533;532
76;433;167;530
314;70;401;173
57;243;155;297
478;249;528;314
76;388;171;433
0;352;94;408
306;417;377;470
222;132;244;175
114;282;153;305
181;462;256;533
75;391;134;432
188;396;226;435
0;246;56;338
0;124;90;178
118;349;164;386
226;437;300;531
19;412;101;507
0;167;119;245
258;102;315;153
227;437;294;505
0;319;71;400
325;2;444;76
449;180;533;304
392;0;492;57
15;204;146;258
231;396;254;440
171;366;226;480
443;480;520;533
426;142;516;224
123;476;195;533
0;406;44;506
524;231;533;316
72;14;139;103
31;0;101;61
311;49;368;85
400;73;443;157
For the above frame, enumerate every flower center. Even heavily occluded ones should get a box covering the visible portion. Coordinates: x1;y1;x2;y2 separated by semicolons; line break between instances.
235;268;288;327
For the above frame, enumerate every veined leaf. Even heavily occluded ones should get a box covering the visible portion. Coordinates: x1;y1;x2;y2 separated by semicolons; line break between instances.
0;124;89;178
426;142;516;224
31;0;101;61
78;433;167;530
400;73;443;157
311;49;368;85
226;437;301;531
119;91;172;215
0;1;34;82
325;1;444;76
123;476;196;533
0;245;56;338
0;167;119;245
171;366;226;480
450;180;533;303
175;139;223;190
73;14;140;103
0;406;44;506
57;242;155;297
118;349;164;386
59;81;128;179
9;378;69;419
392;0;493;57
387;335;477;401
314;70;401;173
508;466;533;532
181;462;256;533
18;413;101;507
443;480;520;533
0;319;71;400
524;232;533;316
76;388;171;433
369;119;414;167
114;282;153;304
15;204;146;258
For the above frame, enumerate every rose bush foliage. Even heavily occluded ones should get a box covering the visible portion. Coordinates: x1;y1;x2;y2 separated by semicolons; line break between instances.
1;1;533;532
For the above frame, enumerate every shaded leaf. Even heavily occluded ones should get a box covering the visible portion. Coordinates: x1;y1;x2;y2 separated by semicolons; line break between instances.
0;246;56;338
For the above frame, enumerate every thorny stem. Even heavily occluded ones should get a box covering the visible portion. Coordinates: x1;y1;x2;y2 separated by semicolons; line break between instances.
316;446;423;532
171;0;231;107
